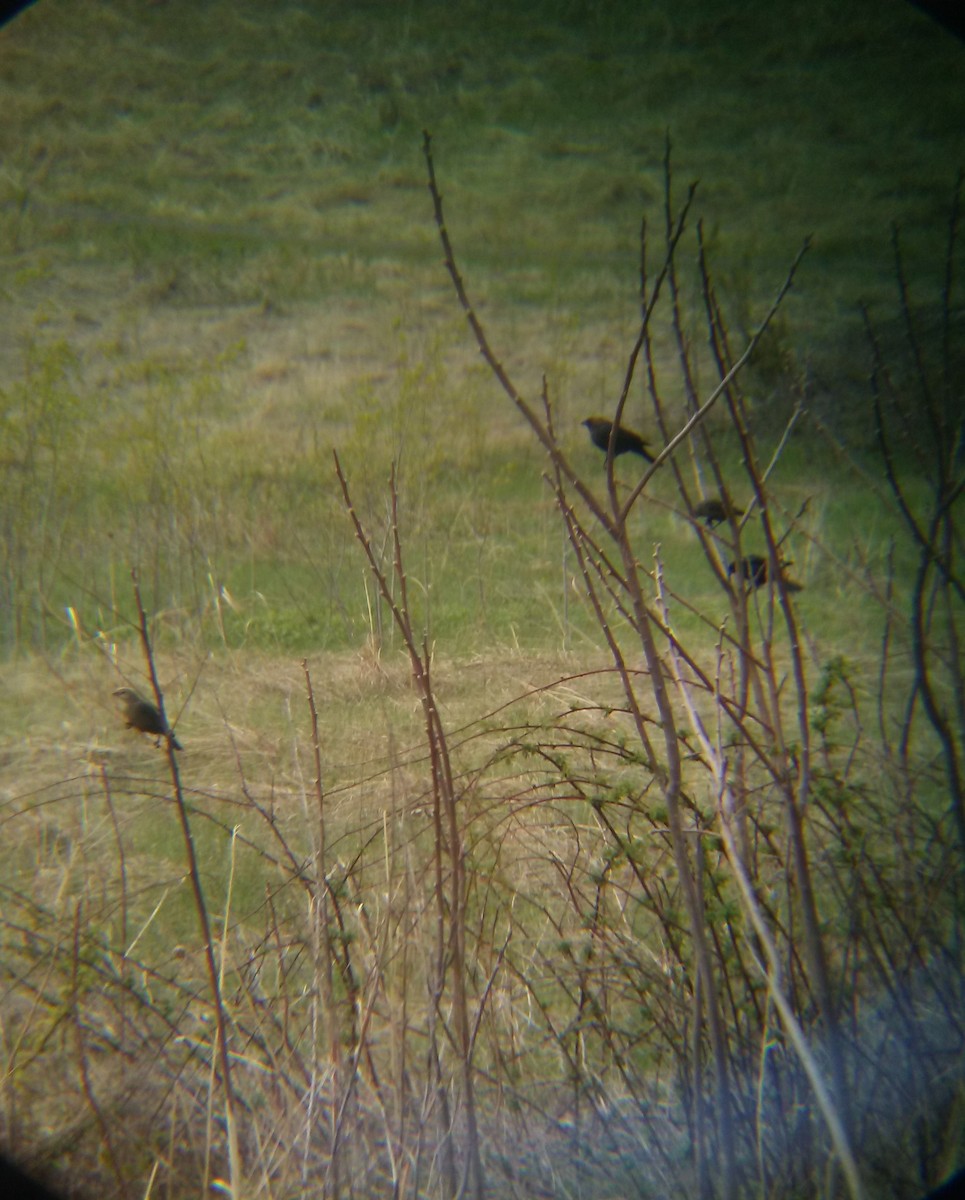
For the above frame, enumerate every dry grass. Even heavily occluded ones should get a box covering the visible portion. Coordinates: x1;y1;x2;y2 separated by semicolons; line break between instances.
0;643;670;1194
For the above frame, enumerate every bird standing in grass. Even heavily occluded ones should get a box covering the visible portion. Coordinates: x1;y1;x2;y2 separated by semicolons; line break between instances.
582;416;655;463
694;497;745;527
727;556;803;593
113;687;182;750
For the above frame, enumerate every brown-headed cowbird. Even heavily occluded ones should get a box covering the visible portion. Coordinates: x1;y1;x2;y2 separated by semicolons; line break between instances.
582;416;655;463
113;687;182;750
727;556;803;593
694;497;745;527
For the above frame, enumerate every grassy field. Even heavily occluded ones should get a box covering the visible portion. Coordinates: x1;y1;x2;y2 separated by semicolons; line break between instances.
1;2;963;1198
1;0;961;660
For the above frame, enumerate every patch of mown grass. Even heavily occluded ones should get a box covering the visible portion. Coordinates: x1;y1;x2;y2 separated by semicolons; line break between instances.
0;0;957;736
4;0;961;311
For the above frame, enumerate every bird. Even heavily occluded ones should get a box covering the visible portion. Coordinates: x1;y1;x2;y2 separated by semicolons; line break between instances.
582;416;655;463
727;556;803;593
694;497;745;527
113;687;182;750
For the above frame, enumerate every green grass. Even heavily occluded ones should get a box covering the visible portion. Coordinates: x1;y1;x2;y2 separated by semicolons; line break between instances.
2;1;960;659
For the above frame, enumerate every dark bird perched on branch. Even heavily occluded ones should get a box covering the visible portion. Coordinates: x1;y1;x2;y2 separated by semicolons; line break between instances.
728;556;803;593
582;416;655;463
694;497;745;527
113;687;182;750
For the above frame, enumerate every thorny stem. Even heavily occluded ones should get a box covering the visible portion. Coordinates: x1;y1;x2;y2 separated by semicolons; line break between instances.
425;130;743;1200
303;660;347;1199
130;569;241;1199
334;455;484;1200
423;129;618;541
